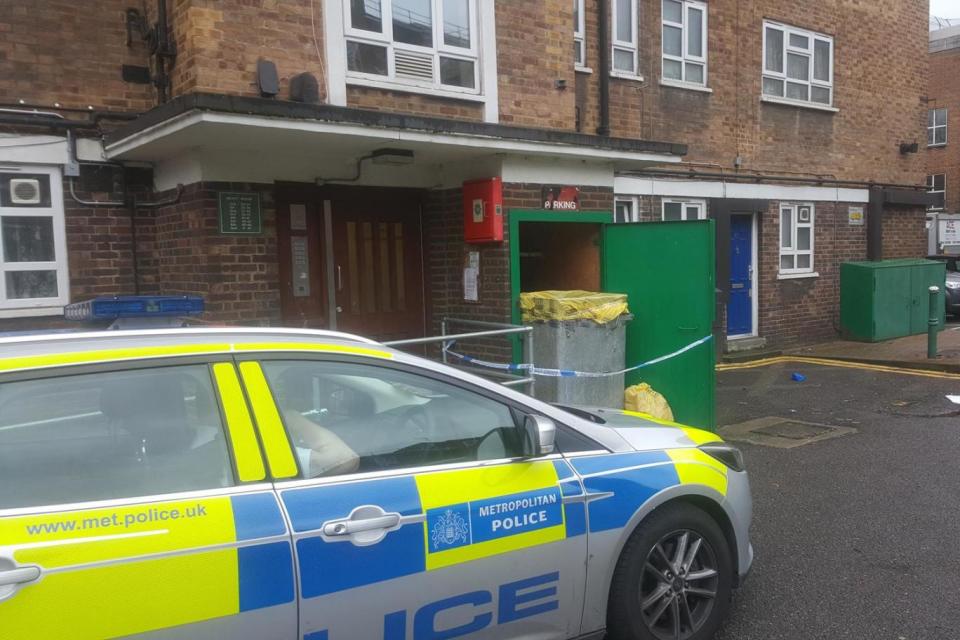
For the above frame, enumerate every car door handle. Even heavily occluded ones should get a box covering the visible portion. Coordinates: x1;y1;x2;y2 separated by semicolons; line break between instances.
0;566;40;587
323;513;400;537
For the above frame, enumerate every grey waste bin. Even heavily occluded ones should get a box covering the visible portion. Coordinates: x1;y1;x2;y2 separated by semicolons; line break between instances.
530;313;632;408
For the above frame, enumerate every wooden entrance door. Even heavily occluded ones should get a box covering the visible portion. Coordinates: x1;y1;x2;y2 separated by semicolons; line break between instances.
329;190;425;342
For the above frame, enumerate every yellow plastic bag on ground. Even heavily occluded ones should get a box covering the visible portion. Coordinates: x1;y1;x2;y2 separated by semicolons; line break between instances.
520;290;629;324
624;383;674;422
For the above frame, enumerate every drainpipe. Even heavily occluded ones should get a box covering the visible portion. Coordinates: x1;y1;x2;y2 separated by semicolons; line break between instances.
156;0;171;103
867;187;884;261
597;0;610;136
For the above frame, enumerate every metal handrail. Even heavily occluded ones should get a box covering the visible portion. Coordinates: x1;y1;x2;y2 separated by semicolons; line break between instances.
384;318;535;394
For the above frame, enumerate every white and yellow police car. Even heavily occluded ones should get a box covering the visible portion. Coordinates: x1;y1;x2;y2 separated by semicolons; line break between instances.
0;328;752;640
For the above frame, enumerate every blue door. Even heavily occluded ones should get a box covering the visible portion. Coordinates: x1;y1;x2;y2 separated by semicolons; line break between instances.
727;215;753;336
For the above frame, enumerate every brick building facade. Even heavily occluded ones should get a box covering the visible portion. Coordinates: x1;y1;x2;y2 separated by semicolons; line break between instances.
0;0;930;352
928;25;960;228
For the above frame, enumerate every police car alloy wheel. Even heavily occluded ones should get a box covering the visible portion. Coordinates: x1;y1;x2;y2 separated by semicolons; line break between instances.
607;502;734;640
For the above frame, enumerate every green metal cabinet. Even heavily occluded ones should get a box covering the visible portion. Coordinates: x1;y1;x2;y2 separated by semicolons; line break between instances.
840;259;946;342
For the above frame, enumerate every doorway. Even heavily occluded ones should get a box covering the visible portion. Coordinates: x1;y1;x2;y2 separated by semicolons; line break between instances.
276;185;426;341
727;213;757;338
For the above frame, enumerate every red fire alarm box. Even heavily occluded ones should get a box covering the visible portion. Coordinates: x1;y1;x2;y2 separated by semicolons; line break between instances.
463;177;504;243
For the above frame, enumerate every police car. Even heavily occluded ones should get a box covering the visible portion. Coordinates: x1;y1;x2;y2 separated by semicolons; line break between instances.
0;328;752;640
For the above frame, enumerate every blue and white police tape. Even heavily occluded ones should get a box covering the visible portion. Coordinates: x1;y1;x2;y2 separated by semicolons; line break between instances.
443;334;713;378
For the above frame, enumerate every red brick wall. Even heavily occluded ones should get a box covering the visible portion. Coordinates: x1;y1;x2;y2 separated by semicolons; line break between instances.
882;207;928;260
0;0;154;111
927;46;960;212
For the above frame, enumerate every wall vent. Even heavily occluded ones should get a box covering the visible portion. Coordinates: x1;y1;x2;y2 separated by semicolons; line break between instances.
9;179;41;205
394;50;434;81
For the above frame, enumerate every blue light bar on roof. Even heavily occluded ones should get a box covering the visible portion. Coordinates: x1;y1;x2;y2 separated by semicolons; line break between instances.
64;296;205;321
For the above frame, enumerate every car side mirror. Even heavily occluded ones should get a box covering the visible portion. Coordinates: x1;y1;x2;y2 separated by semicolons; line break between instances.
522;414;556;457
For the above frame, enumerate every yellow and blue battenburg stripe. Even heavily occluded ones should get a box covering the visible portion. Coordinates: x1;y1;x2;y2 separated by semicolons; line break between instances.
0;492;295;640
281;460;576;599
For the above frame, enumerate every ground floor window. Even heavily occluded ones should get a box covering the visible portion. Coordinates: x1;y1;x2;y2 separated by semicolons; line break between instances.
662;198;706;221
779;202;814;275
614;196;639;223
0;167;68;312
927;174;946;211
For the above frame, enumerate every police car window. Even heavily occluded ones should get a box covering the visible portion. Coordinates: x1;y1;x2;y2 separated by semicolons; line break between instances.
0;365;234;510
261;361;524;478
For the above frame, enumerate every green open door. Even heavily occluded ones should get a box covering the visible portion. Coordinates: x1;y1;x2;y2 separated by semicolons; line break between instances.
602;220;716;430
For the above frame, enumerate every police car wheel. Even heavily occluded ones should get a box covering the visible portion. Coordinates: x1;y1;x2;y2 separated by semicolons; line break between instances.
607;502;733;640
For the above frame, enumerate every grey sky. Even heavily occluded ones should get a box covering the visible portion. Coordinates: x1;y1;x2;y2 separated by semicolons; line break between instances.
931;0;959;18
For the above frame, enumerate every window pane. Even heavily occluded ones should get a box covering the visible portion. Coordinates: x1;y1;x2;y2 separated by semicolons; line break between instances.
347;41;388;75
936;108;947;126
789;33;809;49
685;205;701;220
439;57;475;88
933;192;946;209
765;27;784;72
811;86;830;104
574;0;581;30
813;39;830;81
685;62;704;84
687;7;703;57
614;48;635;72
936;128;947;145
615;201;633;223
663;0;682;23
351;0;383;32
763;76;784;96
261;361;523;478
5;270;57;299
616;0;633;42
780;255;795;271
664;202;683;221
575;41;583;65
929;110;936;128
781;209;793;248
393;0;433;47
934;174;946;190
443;0;470;48
787;53;809;80
663;58;682;79
797;254;811;270
0;366;233;509
929;128;936;146
797;226;811;250
786;81;808;101
663;25;682;56
2;216;55;262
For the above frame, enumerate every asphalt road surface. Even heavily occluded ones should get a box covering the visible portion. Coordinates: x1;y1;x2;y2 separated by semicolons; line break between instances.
713;360;960;640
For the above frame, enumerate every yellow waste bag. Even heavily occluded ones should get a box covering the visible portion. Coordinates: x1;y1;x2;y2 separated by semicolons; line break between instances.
520;290;629;324
624;383;674;422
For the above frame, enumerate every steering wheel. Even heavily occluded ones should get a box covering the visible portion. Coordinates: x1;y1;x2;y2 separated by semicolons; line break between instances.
369;405;439;470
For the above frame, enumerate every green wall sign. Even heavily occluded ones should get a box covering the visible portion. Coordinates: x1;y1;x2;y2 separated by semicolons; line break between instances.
218;192;262;234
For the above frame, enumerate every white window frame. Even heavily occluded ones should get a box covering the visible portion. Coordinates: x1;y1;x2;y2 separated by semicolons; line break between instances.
779;202;815;276
574;0;588;70
340;0;483;97
660;0;707;88
0;166;69;315
611;0;640;79
928;108;947;147
614;196;639;223
928;174;946;211
762;21;834;110
661;198;706;221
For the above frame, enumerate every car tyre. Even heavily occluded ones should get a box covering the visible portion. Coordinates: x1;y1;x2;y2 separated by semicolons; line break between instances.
607;502;734;640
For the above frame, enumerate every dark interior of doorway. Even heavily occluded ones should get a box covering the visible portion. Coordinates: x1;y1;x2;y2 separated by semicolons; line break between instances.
518;221;602;291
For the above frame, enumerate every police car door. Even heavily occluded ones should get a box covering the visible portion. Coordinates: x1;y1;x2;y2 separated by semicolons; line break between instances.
248;356;589;640
0;361;297;640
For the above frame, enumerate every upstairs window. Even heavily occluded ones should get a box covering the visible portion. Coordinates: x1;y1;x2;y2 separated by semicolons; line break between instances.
574;0;586;68
929;108;947;147
763;22;833;108
661;0;707;86
345;0;479;93
928;174;946;211
614;197;639;223
779;203;815;275
611;0;639;77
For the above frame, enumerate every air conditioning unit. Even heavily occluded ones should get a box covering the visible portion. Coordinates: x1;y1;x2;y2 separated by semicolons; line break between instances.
9;178;42;205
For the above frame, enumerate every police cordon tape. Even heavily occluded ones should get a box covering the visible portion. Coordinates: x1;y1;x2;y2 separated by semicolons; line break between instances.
442;334;713;378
